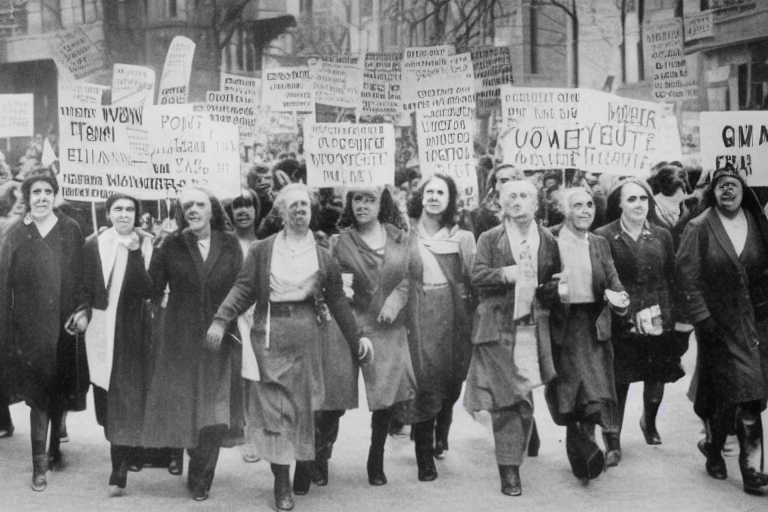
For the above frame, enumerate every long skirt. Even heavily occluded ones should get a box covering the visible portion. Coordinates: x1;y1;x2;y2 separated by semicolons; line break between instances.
316;318;358;411
545;303;618;430
245;303;324;464
358;314;416;411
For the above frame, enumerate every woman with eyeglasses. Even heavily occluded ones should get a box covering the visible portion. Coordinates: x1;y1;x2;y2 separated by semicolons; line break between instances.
677;166;768;495
594;179;685;467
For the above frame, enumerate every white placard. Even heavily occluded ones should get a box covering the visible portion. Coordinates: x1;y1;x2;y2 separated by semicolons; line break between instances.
112;64;155;107
0;94;34;138
262;67;313;112
158;36;196;105
700;111;768;186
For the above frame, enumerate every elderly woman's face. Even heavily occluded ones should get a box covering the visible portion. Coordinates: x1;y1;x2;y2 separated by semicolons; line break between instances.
109;198;136;236
28;180;55;220
566;190;595;232
714;176;743;213
283;188;311;232
500;183;536;225
181;189;212;235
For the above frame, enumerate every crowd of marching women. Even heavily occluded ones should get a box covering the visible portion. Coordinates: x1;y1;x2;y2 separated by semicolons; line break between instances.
1;150;768;510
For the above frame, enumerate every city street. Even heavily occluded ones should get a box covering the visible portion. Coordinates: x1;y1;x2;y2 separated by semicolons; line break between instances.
1;339;766;512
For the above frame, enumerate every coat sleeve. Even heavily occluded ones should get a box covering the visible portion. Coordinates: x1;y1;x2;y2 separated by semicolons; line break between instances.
599;237;624;293
148;235;171;302
675;221;710;324
80;239;97;317
214;241;260;324
324;254;361;352
471;230;509;288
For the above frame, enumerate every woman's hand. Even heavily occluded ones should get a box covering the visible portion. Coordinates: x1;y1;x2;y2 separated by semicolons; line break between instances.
205;321;225;352
358;337;374;366
377;297;399;324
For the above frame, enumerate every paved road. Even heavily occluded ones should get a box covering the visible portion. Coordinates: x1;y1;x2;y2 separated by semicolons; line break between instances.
1;338;766;512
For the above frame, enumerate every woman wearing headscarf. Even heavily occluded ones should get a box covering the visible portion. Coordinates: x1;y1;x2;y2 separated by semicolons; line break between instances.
676;165;768;495
594;179;685;467
321;186;417;487
544;187;628;481
207;183;373;511
78;193;153;489
142;187;243;501
465;180;559;496
405;173;475;481
0;170;87;491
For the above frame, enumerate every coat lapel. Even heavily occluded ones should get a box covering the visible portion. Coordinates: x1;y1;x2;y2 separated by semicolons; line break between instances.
706;210;742;271
183;232;206;282
203;231;223;278
495;226;516;266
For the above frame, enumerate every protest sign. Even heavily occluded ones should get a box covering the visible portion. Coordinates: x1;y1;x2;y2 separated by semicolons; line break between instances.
307;57;364;109
401;45;456;112
58;81;108;106
205;90;256;144
416;111;478;208
643;17;698;102
267;110;298;140
144;104;240;199
700;111;768;186
220;71;261;104
649;104;683;167
158;36;195;105
403;52;475;117
499;88;666;176
471;46;514;116
304;122;395;188
58;102;153;201
684;10;714;42
500;86;580;128
262;67;313;112
112;64;155;107
362;52;402;117
0;94;34;138
50;27;105;81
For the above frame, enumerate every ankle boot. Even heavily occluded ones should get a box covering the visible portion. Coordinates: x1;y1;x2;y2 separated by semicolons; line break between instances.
271;464;294;511
109;445;129;488
603;432;622;467
293;460;313;495
527;419;540;457
566;422;604;480
498;465;521;496
312;410;341;486
32;454;48;491
736;406;768;495
413;420;437;482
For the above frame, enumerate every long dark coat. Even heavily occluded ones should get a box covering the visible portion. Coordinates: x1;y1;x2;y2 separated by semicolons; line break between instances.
81;234;152;446
0;214;87;411
142;230;243;448
676;207;768;416
464;223;560;412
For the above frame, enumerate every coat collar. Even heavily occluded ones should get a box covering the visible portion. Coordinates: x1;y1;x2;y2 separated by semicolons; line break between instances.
705;208;743;270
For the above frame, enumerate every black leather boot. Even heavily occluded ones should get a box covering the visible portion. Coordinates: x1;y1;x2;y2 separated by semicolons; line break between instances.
640;382;664;445
736;404;768;495
109;444;129;489
527;419;540;457
312;410;342;486
413;419;437;482
271;464;294;511
367;410;390;485
32;454;48;491
603;432;622;467
293;460;313;495
498;465;522;496
566;422;604;480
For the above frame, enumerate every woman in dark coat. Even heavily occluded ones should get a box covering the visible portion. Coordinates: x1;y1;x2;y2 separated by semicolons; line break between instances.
325;186;417;487
594;179;686;467
544;187;628;481
207;183;373;511
79;193;153;489
142;187;243;501
405;174;476;481
676;166;768;495
0;170;87;491
465;180;559;496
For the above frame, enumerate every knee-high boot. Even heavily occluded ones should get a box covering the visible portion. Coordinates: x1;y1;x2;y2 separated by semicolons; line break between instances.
271;463;294;511
313;409;343;486
640;381;664;445
30;408;49;491
413;419;437;482
736;403;768;495
368;409;391;486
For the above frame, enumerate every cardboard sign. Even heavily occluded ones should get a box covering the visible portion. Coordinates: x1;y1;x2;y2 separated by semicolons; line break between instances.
145;104;240;199
304;122;395;187
205;90;256;144
501;86;580;128
220;71;261;104
401;45;456;112
403;52;476;117
262;67;313;112
50;27;105;81
308;57;364;109
58;81;108;106
0;94;34;138
112;64;155;107
700;111;768;186
471;46;514;116
362;52;402;117
499;88;668;176
416;111;478;209
158;36;196;105
58;102;153;201
644;18;698;102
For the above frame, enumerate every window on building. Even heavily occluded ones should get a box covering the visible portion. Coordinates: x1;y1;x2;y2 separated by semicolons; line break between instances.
361;0;373;18
169;0;177;17
530;5;538;74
